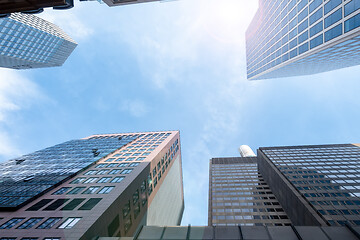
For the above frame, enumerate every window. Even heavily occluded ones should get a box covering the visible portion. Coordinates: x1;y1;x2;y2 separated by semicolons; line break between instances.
84;170;97;175
111;176;124;183
58;218;81;229
17;218;43;229
142;152;150;156
0;218;24;229
52;187;71;195
26;199;53;211
61;198;85;211
84;177;98;183
43;238;60;240
78;198;102;210
122;201;131;218
107;163;118;168
82;186;100;194
43;199;69;211
137;157;146;161
129;162;139;167
108;169;121;174
95;163;108;168
325;23;342;42
70;177;86;184
125;157;135;161
345;13;360;33
115;158;126;162
118;163;128;167
67;187;85;195
98;186;115;194
105;158;116;162
96;169;109;175
21;238;39;240
133;190;139;205
121;169;133;174
37;218;62;229
98;177;111;183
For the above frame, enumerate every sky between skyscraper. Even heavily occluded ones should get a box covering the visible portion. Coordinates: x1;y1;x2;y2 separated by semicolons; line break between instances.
246;0;360;80
0;131;184;239
0;13;77;70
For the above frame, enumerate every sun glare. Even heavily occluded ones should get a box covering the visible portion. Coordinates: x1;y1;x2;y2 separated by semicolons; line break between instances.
203;0;258;44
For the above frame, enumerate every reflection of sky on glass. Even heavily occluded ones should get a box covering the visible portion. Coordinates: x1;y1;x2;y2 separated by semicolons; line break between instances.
1;0;360;225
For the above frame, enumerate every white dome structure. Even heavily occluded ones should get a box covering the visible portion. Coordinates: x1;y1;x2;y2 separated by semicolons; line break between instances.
238;145;256;157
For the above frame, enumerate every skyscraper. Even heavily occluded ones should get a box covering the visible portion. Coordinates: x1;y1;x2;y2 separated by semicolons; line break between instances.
246;0;360;80
208;156;291;226
0;0;73;15
0;131;184;239
258;143;360;226
0;13;77;70
210;143;360;228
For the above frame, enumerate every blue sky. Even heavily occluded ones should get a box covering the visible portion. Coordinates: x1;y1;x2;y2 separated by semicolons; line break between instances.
1;0;360;226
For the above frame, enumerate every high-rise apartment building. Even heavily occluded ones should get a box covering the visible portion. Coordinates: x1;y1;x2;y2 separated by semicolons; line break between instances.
258;143;360;226
208;156;291;226
0;13;77;70
246;0;360;80
0;131;184;239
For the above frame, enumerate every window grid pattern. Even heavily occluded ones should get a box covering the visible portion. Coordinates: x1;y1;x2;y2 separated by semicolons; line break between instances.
0;134;139;209
246;0;360;80
262;144;360;226
0;13;77;69
209;157;291;227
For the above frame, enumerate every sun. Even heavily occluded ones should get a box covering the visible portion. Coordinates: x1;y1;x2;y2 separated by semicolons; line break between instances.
202;0;258;44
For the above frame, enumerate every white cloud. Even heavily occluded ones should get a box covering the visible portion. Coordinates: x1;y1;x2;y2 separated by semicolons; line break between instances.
0;69;44;158
120;99;149;117
39;7;94;41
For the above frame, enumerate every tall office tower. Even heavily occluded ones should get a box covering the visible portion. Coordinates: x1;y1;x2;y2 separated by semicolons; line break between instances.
100;0;160;7
246;0;360;80
0;13;77;70
208;157;291;226
0;131;184;239
258;143;360;226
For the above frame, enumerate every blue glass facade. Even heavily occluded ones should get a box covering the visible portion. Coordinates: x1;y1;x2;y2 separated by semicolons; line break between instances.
246;0;360;80
0;13;77;69
0;134;139;209
261;144;360;226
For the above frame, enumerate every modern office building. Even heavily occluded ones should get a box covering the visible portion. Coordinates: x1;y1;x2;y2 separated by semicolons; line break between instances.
0;131;184;239
0;13;77;70
246;0;360;80
258;143;360;227
208;156;291;226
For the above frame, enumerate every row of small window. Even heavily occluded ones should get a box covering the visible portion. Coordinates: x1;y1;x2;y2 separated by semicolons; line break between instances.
297;185;360;191
26;198;102;212
212;183;268;188
69;176;125;185
318;208;360;216
0;216;81;229
212;187;271;191
104;156;146;162
95;162;139;168
52;185;116;195
213;214;288;220
212;200;276;207
212;191;273;196
303;192;360;198
84;168;133;175
291;179;360;185
311;199;360;207
213;197;278;202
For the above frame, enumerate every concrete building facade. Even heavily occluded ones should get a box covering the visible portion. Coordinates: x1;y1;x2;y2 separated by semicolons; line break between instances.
0;131;184;240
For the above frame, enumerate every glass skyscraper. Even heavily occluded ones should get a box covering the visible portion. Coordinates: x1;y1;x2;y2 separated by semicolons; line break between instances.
0;131;184;239
258;143;360;226
0;13;77;70
246;0;360;80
